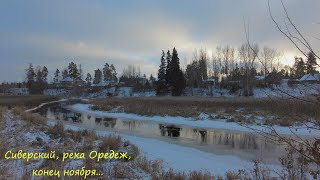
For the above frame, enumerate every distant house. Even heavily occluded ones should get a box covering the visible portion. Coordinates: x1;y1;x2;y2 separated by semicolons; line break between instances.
135;77;148;85
74;78;86;87
299;74;320;83
255;74;268;81
91;80;114;88
60;77;73;87
59;77;86;87
203;78;217;88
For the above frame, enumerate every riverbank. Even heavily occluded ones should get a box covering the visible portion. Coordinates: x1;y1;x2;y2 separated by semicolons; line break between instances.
89;96;320;128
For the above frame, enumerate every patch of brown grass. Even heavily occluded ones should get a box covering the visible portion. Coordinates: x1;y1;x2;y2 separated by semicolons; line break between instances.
99;134;122;151
0;95;58;108
91;97;320;125
13;107;47;125
48;121;65;138
134;156;163;175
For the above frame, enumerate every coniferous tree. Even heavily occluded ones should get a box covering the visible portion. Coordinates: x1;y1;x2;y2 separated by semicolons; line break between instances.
68;62;79;79
26;63;35;83
85;73;92;85
110;64;118;82
293;57;306;78
35;66;43;82
41;66;48;82
306;52;318;74
149;74;156;84
54;69;60;83
103;63;111;81
157;50;168;95
93;69;102;84
62;69;68;79
169;48;185;96
165;50;172;85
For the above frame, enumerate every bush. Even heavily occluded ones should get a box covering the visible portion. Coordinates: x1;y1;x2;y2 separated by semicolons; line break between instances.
13;107;47;125
48;121;65;138
99;134;122;151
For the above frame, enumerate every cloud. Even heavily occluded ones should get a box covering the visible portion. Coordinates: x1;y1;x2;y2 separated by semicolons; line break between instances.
0;0;319;82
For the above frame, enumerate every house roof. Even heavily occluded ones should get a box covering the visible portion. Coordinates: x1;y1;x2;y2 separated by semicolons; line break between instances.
203;79;216;82
314;73;320;81
91;80;111;87
61;77;73;82
255;74;268;80
299;74;319;81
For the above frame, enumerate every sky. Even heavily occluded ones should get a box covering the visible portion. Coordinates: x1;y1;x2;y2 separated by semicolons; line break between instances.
0;0;319;82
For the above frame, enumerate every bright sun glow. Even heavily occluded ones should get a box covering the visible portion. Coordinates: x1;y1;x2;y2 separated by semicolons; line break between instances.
280;52;296;66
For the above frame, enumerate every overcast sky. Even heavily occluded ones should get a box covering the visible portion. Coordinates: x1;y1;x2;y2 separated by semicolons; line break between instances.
0;0;319;82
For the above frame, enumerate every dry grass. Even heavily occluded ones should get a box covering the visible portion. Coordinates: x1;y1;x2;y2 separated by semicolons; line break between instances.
91;96;320;125
13;106;47;125
99;134;122;151
0;95;58;108
48;121;65;138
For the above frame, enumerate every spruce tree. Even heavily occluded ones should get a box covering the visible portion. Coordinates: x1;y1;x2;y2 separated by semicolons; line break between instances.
54;69;60;83
93;69;102;84
62;69;69;79
169;48;185;96
110;64;117;82
85;73;92;85
157;50;168;95
306;52;318;74
165;50;172;85
41;66;48;82
26;63;35;83
103;63;111;81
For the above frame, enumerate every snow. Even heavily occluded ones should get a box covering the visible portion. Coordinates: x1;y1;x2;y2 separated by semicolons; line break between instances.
69;103;320;136
299;74;319;81
61;77;73;82
26;99;67;112
57;121;255;175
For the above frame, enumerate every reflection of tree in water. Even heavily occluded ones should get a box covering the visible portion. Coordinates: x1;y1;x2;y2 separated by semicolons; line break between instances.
159;125;166;136
123;121;137;130
159;124;181;137
103;117;116;128
62;111;82;122
199;130;207;143
95;117;102;125
239;134;258;150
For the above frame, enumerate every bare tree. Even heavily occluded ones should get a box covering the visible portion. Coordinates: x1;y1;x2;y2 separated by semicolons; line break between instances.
222;45;235;75
238;43;259;96
260;46;278;75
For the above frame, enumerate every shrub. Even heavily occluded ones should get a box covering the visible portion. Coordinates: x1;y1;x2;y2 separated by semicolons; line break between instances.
99;134;122;151
48;121;65;138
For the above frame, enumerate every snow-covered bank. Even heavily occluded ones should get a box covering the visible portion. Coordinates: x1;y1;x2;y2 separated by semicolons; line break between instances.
70;103;320;136
52;120;256;175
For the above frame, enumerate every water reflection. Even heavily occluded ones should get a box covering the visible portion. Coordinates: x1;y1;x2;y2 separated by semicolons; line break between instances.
32;102;283;160
159;124;182;137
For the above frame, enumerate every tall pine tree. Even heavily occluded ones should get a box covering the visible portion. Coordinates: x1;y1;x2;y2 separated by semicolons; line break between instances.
169;48;185;96
53;69;60;83
93;69;102;84
156;50;168;95
165;50;172;85
68;62;79;80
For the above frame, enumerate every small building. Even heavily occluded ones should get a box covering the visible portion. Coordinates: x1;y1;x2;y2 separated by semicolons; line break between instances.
203;78;217;88
135;77;148;85
299;74;320;83
91;80;117;87
60;77;73;87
